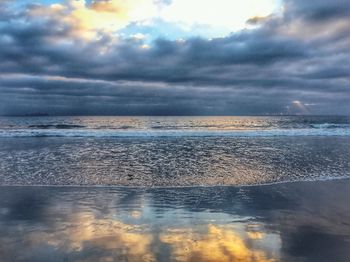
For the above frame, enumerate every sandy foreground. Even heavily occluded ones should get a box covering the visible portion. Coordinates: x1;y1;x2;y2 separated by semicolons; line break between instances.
0;179;349;262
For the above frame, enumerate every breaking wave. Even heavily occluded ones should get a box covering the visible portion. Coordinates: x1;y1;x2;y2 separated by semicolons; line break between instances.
310;123;350;129
28;124;86;129
1;128;350;138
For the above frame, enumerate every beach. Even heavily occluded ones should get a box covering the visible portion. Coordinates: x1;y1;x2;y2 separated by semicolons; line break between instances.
0;179;350;262
0;116;350;261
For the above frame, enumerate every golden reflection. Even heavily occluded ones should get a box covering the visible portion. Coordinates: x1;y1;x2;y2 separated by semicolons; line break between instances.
160;225;277;262
28;212;156;262
246;224;266;240
247;231;265;240
24;212;278;262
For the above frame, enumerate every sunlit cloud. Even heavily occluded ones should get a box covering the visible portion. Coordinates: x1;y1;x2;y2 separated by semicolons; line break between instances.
27;0;283;40
160;0;282;34
29;0;157;39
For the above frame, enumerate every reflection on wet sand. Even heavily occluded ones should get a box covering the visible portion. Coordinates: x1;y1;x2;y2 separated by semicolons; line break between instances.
33;213;155;262
21;213;277;262
0;179;350;262
160;225;278;262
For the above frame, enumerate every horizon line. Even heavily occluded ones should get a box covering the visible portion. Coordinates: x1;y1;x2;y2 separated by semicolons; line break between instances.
1;114;350;117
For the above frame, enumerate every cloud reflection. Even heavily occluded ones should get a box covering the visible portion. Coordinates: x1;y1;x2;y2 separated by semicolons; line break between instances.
12;212;278;262
160;225;278;262
27;212;156;262
1;181;350;262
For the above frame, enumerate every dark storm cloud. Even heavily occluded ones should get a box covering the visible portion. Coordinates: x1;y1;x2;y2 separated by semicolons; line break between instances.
284;0;350;22
0;0;349;115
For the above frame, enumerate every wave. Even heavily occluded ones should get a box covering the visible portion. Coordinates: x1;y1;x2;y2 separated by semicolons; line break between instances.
149;125;273;130
310;123;350;129
28;124;86;129
1;128;350;138
22;123;350;132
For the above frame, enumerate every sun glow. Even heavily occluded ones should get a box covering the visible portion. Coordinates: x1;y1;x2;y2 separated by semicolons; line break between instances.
33;0;282;40
161;0;281;32
291;100;311;114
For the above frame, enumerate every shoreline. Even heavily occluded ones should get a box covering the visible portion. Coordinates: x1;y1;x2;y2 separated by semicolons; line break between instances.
1;176;350;189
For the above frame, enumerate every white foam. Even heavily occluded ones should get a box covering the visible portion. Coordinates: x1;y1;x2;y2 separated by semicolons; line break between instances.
1;128;350;138
311;123;350;129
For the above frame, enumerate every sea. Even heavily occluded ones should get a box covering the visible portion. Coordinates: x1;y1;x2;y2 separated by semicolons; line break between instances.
0;115;349;186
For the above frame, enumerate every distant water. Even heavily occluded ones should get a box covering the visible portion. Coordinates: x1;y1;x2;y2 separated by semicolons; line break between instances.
0;116;350;186
1;115;350;137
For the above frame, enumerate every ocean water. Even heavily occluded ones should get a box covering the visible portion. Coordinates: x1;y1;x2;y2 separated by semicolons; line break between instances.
0;116;350;186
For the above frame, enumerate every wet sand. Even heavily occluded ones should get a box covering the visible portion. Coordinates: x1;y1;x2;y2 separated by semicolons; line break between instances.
0;179;350;262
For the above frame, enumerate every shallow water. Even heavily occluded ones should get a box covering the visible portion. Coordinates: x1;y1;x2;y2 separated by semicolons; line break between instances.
0;180;350;262
1;136;349;186
1;116;350;186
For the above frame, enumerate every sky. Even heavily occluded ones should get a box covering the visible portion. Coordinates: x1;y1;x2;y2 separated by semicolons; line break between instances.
0;0;349;116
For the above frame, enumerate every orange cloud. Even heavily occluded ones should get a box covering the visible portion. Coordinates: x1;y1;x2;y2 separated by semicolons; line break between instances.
29;0;157;39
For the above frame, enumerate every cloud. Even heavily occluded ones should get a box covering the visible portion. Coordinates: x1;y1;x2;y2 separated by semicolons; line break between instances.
28;0;157;39
160;0;280;33
284;0;350;22
0;0;349;115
